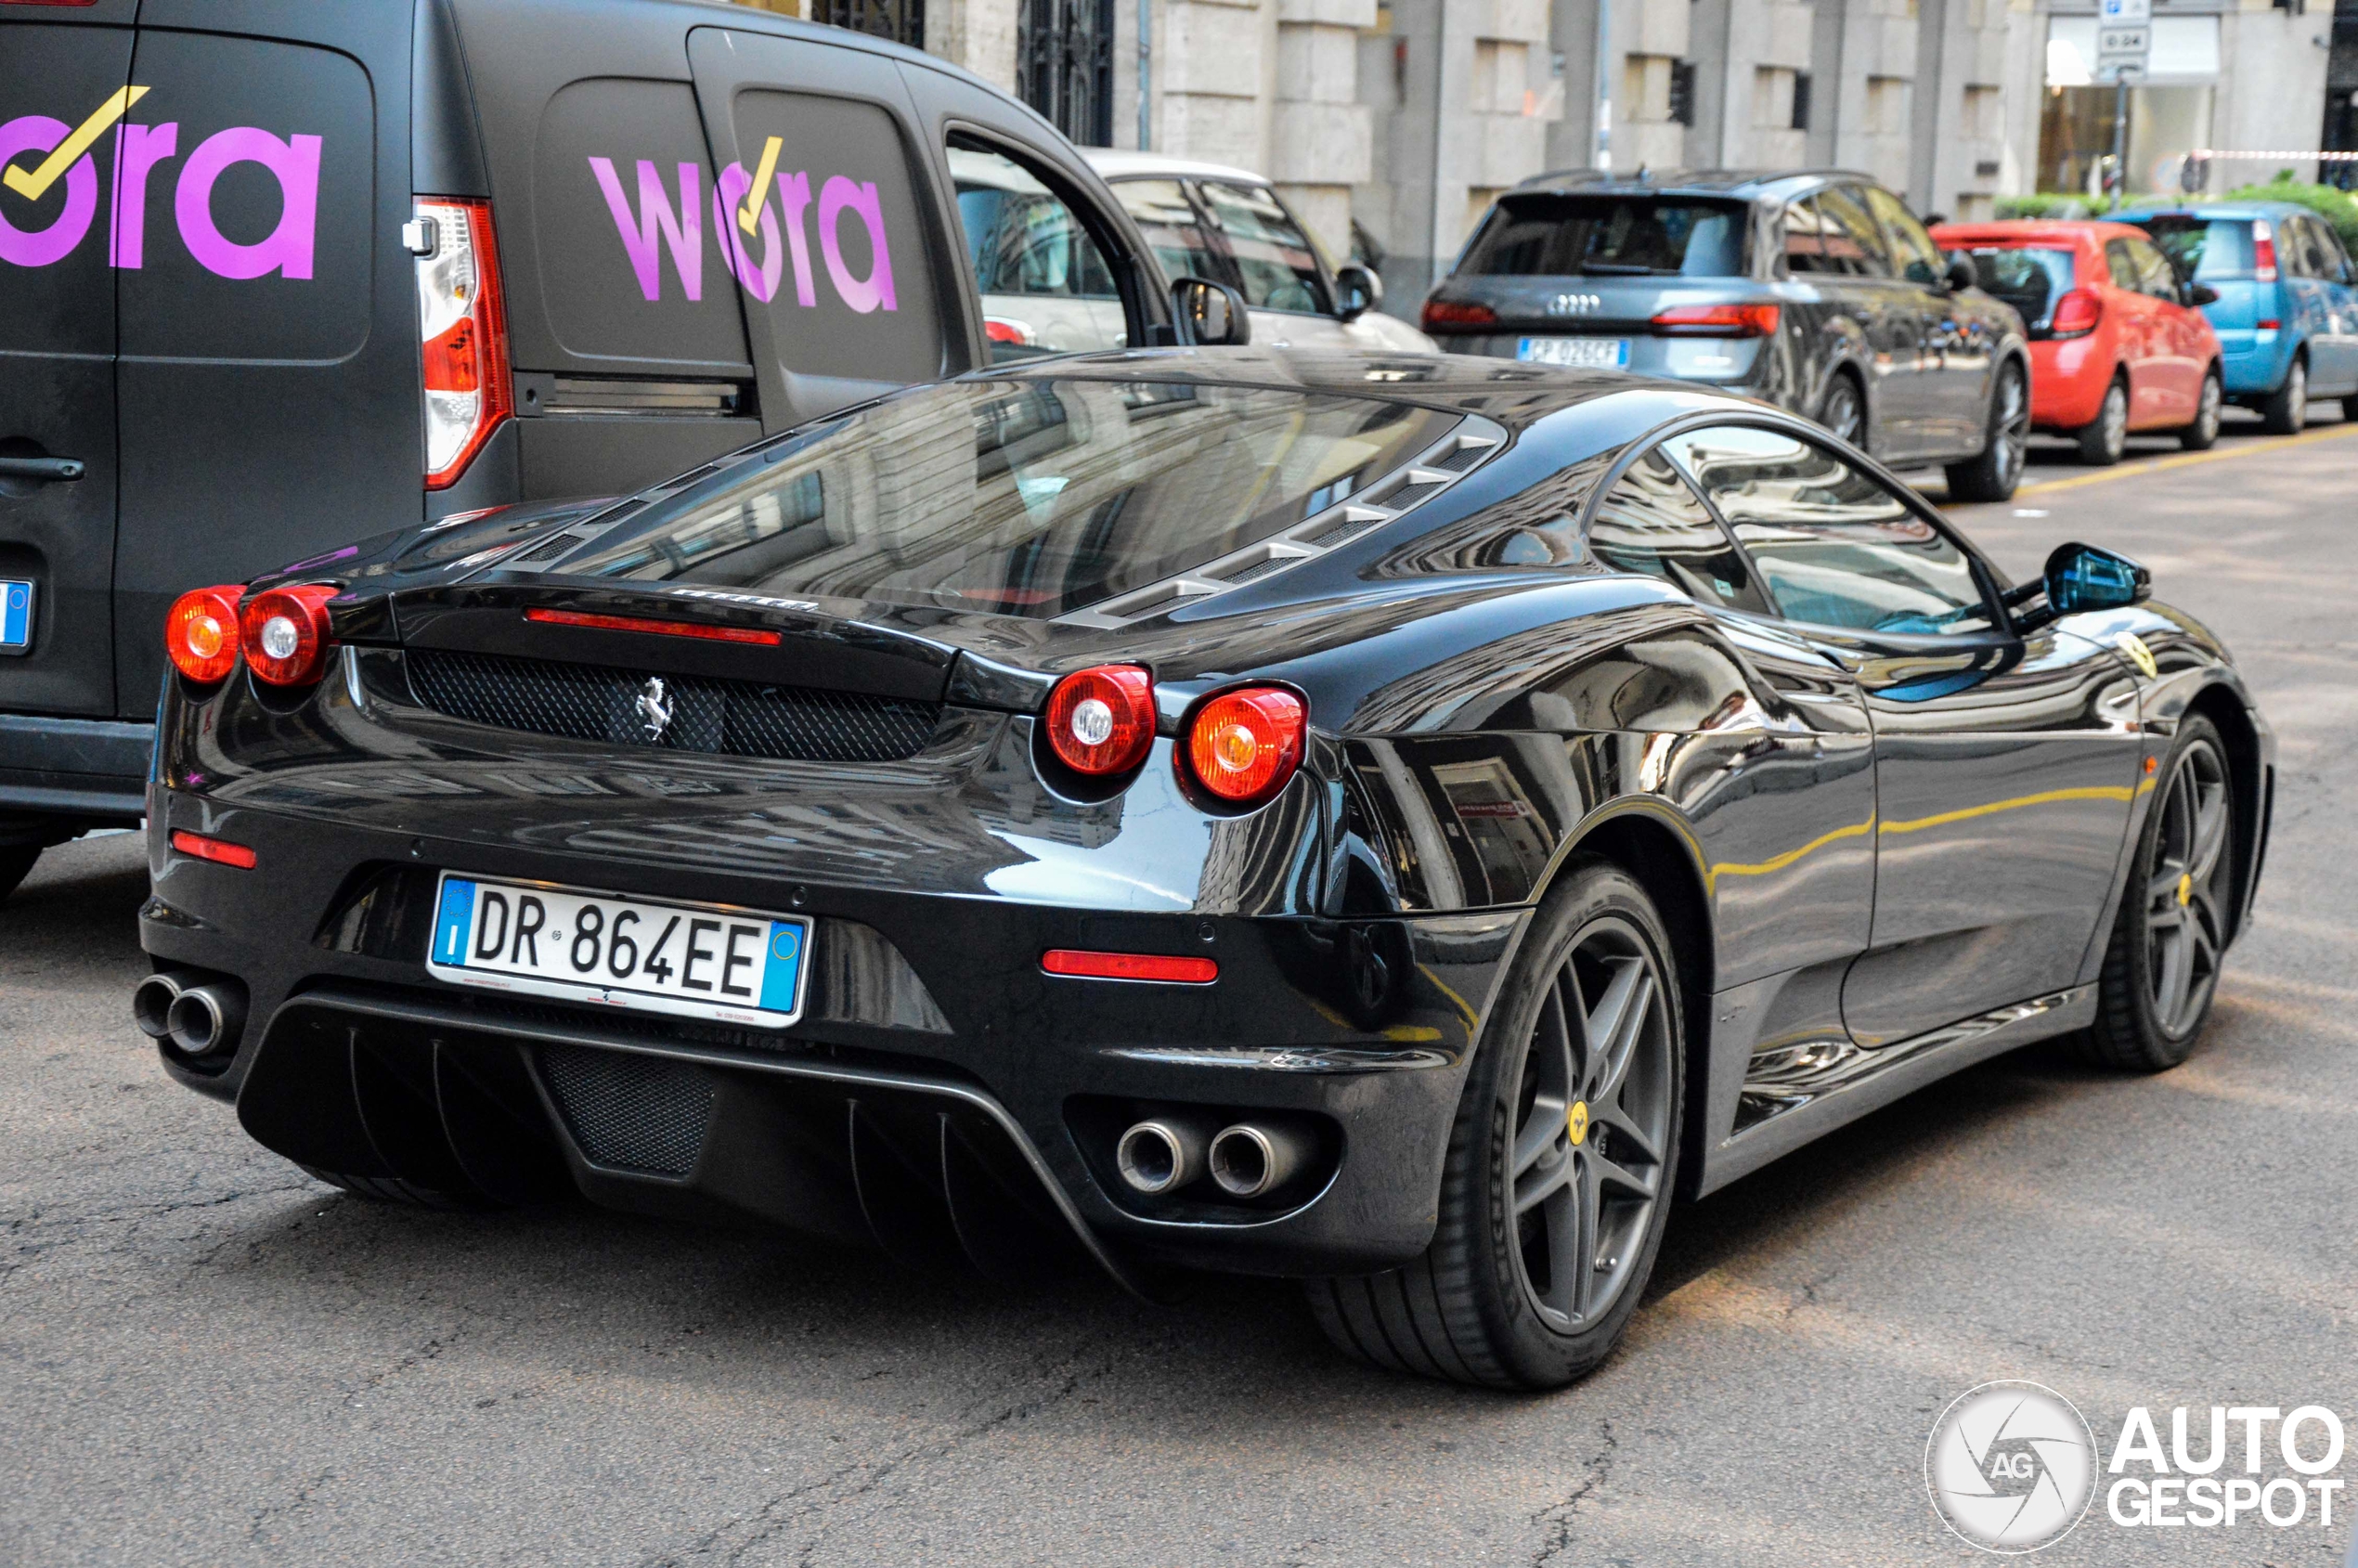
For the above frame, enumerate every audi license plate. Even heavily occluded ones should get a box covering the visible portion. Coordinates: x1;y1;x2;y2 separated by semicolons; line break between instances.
426;873;810;1028
1517;336;1629;369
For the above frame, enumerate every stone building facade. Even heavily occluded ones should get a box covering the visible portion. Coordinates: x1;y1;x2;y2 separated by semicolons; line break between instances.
739;0;2334;305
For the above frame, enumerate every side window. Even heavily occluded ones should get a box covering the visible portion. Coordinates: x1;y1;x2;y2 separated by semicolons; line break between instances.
1198;180;1332;314
1587;451;1767;613
2106;240;2142;291
1813;187;1890;278
2299;218;2339;281
1663;424;1996;636
1782;200;1831;274
1110;178;1226;287
2284;219;2323;280
2321;223;2357;283
948;137;1127;363
2128;239;2177;300
1864;185;1941;286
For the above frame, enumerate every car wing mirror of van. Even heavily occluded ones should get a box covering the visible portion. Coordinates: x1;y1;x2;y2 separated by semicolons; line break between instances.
1172;277;1252;347
1942;251;1978;293
1333;263;1382;323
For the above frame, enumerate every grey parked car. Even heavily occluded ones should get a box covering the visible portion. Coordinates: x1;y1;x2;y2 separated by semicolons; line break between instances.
1421;170;2033;500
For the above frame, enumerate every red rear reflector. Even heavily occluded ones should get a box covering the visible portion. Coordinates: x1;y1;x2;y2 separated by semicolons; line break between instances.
1421;299;1497;330
2258;318;2281;330
1651;303;1781;337
1042;949;1218;984
171;830;256;869
523;607;783;645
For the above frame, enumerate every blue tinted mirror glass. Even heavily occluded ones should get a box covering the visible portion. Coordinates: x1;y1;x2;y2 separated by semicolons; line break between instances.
2045;543;2150;614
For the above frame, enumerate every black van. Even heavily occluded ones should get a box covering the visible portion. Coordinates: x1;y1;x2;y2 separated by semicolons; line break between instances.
0;0;1216;897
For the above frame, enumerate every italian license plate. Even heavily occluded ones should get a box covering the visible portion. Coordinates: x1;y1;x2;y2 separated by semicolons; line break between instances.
426;873;810;1028
1517;336;1629;369
0;579;32;653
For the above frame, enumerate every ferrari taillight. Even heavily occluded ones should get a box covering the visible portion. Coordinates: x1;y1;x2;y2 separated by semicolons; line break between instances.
239;584;338;687
1182;686;1305;808
413;198;512;489
1044;665;1156;776
164;585;244;683
2050;288;2102;339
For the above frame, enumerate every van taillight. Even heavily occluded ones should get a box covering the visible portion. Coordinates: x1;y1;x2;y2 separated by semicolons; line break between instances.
413;198;512;489
2252;220;2278;283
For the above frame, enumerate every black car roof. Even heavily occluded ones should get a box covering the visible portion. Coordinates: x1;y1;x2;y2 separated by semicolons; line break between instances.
1503;168;1874;201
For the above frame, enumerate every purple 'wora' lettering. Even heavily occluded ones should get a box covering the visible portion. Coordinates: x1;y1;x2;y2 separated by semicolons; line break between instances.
0;115;98;268
589;157;703;303
711;162;784;305
175;126;321;279
817;176;896;314
108;122;177;269
776;171;817;308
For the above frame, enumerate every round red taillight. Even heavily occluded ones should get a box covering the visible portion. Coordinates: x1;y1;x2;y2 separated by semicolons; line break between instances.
1044;664;1156;776
239;584;339;686
1183;686;1305;807
164;585;245;683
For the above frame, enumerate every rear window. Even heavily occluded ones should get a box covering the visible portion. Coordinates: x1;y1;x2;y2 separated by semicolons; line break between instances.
1966;247;2074;331
1458;196;1749;278
2137;217;2255;280
550;378;1457;618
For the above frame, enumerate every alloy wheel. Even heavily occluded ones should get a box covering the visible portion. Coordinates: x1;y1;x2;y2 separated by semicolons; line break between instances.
1993;365;2030;488
2195;375;2222;443
2099;382;2129;460
1506;916;1675;1332
2145;739;2231;1036
1822;381;1864;447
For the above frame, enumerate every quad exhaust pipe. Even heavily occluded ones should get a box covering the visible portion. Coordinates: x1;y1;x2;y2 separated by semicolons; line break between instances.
134;970;247;1057
1114;1113;1313;1200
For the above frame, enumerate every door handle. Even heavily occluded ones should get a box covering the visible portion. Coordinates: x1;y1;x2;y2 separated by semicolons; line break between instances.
0;456;84;483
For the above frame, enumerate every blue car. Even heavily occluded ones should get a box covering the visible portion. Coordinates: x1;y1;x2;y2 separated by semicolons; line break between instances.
2114;201;2358;432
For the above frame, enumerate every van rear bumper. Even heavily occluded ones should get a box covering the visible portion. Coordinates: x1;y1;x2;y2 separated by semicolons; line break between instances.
0;714;151;829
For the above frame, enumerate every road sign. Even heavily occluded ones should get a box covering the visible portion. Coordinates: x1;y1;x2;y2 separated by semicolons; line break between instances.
2095;22;2150;84
2098;0;2151;23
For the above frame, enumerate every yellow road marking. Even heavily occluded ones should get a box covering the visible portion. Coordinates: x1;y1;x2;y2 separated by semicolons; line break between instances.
3;85;149;201
740;136;783;235
1950;420;2358;507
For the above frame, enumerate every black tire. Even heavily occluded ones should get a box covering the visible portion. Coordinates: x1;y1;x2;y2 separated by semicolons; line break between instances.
2179;368;2222;451
2260;356;2306;435
2073;376;2130;465
0;845;41;904
301;1164;486;1211
2083;717;2236;1072
1944;357;2029;502
1305;859;1684;1390
1818;371;1867;450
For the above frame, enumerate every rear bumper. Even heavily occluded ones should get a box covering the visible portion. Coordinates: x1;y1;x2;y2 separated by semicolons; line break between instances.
2213;329;2290;395
139;791;1522;1280
2028;338;2113;430
0;714;151;830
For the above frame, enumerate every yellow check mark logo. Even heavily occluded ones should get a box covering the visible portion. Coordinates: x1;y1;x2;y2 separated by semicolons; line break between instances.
3;84;149;201
739;135;782;236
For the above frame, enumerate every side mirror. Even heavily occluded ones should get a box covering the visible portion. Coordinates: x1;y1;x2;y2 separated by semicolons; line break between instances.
2045;541;2151;616
2187;282;2220;307
1333;263;1383;322
1170;276;1251;347
1943;251;1978;293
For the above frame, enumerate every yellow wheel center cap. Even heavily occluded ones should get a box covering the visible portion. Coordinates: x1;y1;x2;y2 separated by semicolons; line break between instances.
1567;1101;1589;1146
2177;873;2193;908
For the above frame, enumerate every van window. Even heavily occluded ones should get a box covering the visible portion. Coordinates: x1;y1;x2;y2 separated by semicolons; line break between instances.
1458;195;1749;279
2138;216;2254;281
113;31;374;362
950;138;1127;364
1966;247;2071;331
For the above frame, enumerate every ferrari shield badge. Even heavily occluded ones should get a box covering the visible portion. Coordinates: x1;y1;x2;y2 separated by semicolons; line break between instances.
2113;631;2158;679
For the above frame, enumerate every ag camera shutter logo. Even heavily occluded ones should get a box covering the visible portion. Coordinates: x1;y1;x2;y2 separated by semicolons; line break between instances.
1926;1381;2098;1553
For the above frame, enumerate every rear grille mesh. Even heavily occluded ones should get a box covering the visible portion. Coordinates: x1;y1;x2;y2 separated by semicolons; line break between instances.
540;1045;715;1176
405;648;942;762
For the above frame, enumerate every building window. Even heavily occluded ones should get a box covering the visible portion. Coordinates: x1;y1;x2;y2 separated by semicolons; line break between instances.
812;0;923;47
1792;71;1813;132
1668;59;1697;127
1963;84;2002;140
1864;75;1910;136
1018;0;1116;147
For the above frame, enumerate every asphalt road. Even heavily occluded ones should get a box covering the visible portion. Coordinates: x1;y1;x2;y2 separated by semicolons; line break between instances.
6;411;2355;1567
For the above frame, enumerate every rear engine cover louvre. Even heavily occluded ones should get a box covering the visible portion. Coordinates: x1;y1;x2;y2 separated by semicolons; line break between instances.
405;648;943;762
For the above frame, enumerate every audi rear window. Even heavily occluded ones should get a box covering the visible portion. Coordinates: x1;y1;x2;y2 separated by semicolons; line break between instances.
1966;247;2074;331
547;379;1456;618
2137;217;2255;280
1458;196;1749;278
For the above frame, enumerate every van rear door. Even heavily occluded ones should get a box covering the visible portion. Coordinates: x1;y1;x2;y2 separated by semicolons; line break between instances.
0;2;137;720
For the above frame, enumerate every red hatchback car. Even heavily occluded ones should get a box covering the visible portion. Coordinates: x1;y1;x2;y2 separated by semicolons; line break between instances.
1932;220;2224;464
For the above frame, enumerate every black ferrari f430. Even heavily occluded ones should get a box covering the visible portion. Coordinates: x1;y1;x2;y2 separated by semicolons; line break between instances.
139;350;2272;1389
